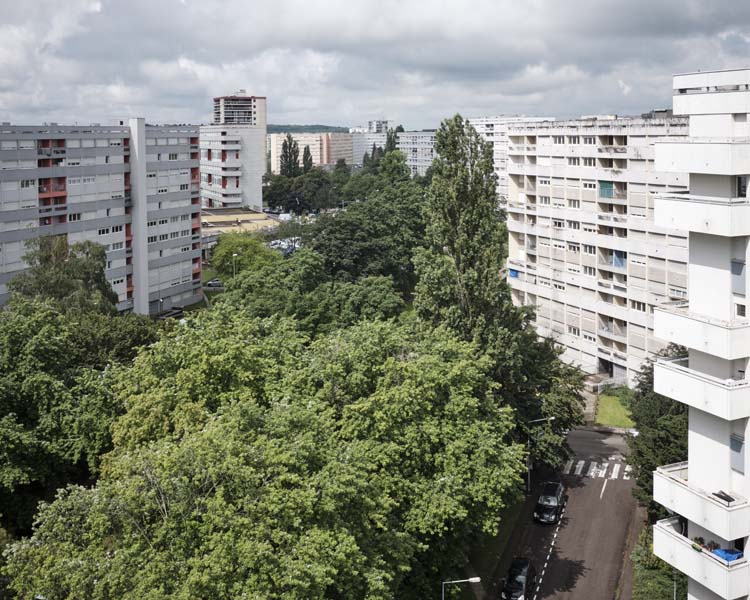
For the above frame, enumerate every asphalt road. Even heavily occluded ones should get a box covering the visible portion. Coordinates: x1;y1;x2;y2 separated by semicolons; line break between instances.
494;428;636;600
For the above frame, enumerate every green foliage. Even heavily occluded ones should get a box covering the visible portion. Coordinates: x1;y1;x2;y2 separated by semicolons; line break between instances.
385;127;399;153
302;144;313;173
280;133;301;177
218;249;405;337
631;528;687;600
9;236;119;314
414;114;584;465
4;313;525;599
596;394;635;429
210;233;280;280
306;177;427;295
628;345;688;520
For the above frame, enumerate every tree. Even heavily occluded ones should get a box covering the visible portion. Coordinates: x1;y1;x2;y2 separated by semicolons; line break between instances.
631;528;687;599
395;124;405;133
210;232;281;280
385;127;399;153
4;314;525;600
292;168;337;211
302;144;313;173
280;133;300;177
628;345;688;520
9;236;119;314
413;114;583;464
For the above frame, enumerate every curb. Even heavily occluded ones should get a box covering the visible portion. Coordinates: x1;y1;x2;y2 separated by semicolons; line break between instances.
578;424;634;436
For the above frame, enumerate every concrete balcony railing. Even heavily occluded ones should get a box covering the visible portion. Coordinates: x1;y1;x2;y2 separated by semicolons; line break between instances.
654;462;750;541
656;140;750;176
653;516;749;599
654;302;750;360
655;193;750;237
655;356;750;420
598;326;627;344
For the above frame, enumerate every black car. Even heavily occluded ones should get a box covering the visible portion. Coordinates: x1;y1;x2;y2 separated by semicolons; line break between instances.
501;558;537;600
534;481;566;524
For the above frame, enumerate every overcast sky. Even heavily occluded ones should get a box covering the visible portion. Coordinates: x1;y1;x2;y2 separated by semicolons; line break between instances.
2;0;750;129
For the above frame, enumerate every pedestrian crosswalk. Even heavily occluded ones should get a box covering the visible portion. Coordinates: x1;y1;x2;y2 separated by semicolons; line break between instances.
562;458;631;481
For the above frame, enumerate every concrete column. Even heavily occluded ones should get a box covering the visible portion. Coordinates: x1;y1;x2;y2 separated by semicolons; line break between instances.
128;118;149;315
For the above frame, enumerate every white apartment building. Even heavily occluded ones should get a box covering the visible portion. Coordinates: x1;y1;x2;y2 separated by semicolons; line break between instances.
352;132;387;165
469;116;552;204
200;92;266;211
268;133;323;174
367;119;393;134
397;130;437;177
505;115;689;383
651;68;750;600
0;119;202;314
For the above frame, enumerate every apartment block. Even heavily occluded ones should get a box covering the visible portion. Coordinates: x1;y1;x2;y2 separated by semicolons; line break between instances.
268;133;323;174
469;116;552;204
352;132;387;165
0;118;202;314
200;92;267;211
320;133;353;166
651;68;750;600
505;114;689;383
397;130;437;177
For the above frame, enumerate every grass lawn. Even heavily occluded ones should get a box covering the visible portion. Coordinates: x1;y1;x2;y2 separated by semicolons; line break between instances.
596;393;635;428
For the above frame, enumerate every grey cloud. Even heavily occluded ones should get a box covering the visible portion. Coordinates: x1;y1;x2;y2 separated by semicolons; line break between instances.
1;0;749;128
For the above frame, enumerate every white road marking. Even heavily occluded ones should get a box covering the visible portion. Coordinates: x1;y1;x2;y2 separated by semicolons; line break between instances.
598;462;609;478
564;459;574;474
574;460;585;475
610;463;621;479
600;479;608;499
624;465;632;480
587;461;598;477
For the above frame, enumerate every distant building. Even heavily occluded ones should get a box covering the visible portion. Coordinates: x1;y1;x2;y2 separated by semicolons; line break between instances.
468;116;552;204
367;119;394;133
0;119;202;314
200;91;267;211
397;130;437;176
351;132;387;165
269;132;355;173
321;133;353;166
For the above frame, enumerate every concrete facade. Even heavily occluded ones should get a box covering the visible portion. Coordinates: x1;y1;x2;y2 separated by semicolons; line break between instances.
505;115;689;383
468;116;552;204
201;93;266;211
652;68;750;600
268;133;323;174
352;132;387;166
397;130;437;177
0;120;202;314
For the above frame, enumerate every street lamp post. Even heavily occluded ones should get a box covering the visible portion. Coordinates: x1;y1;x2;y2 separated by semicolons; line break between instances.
441;577;480;600
526;416;555;494
232;252;238;278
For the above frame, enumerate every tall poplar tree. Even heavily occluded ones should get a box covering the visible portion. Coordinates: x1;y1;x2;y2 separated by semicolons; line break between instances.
280;133;300;177
302;145;313;173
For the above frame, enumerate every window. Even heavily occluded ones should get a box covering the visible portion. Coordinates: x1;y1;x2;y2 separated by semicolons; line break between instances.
583;223;597;232
179;183;188;191
583;181;596;189
159;233;168;241
568;157;580;166
553;219;564;228
631;300;646;312
737;304;746;318
567;221;580;230
180;214;190;221
732;260;746;296
568;325;580;336
158;218;168;225
583;157;595;167
181;246;191;253
567;243;580;252
539;196;551;205
111;278;124;286
170;231;179;239
583;332;596;342
148;220;157;227
20;179;36;188
147;172;156;179
106;260;112;270
568;199;580;209
539;178;551;185
112;242;124;250
169;153;178;161
82;176;95;184
148;235;157;244
180;229;190;237
158;187;168;194
553;282;565;291
739;176;748;198
669;287;687;299
98;227;110;236
553;136;564;144
583;266;596;276
583;244;596;255
568;136;580;145
583;136;596;145
68;213;81;222
731;434;745;474
170;216;179;223
112;224;123;233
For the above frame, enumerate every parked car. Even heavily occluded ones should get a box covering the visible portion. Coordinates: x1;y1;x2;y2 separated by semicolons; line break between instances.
205;278;223;288
501;558;537;600
534;481;566;524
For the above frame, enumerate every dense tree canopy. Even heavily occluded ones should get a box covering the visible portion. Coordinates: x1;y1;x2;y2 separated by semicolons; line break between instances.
279;133;301;178
5;311;525;600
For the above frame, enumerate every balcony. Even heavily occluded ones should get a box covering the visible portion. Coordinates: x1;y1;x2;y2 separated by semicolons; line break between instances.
654;302;750;360
599;188;627;200
655;357;750;420
598;256;627;273
656;141;750;176
654;462;750;541
653;516;748;599
655;194;750;237
598;325;627;344
597;145;627;154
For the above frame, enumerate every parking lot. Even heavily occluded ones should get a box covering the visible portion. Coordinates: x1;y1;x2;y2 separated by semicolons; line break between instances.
485;428;636;600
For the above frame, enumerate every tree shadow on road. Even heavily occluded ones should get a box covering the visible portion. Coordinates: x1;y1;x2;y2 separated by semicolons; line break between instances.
536;553;588;598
